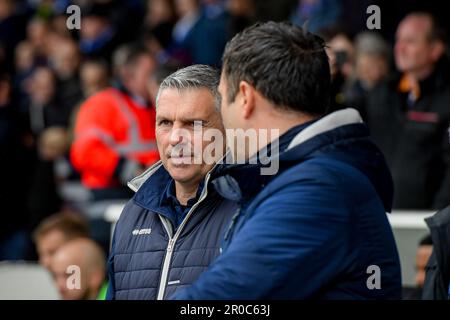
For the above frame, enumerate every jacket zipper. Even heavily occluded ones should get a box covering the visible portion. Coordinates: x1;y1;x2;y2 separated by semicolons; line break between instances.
156;172;212;300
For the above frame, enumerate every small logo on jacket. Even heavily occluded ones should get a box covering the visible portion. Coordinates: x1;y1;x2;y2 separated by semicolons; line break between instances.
132;228;152;236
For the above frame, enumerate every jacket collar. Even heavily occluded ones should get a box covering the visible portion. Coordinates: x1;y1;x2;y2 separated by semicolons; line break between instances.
212;108;368;202
128;161;164;193
286;108;363;150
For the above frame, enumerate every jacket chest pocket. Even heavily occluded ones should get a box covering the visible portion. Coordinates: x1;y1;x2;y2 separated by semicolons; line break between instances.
402;113;443;145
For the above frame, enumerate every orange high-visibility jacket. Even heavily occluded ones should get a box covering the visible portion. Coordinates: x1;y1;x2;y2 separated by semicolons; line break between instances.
71;88;159;189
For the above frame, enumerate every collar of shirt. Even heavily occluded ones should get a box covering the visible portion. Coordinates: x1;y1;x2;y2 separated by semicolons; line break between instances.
160;179;205;229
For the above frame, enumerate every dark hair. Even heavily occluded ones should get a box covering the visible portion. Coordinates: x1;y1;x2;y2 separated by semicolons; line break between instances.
419;234;433;246
222;21;331;116
122;43;152;69
32;212;90;243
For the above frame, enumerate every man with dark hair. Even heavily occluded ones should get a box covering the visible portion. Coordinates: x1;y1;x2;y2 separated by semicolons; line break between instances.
402;234;433;300
172;22;401;299
367;12;450;210
33;212;90;269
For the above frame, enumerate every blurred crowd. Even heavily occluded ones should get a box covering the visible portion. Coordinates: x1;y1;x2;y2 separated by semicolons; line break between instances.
1;0;450;299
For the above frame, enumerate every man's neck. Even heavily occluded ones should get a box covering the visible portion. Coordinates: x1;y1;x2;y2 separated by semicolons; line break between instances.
175;181;199;206
408;65;435;83
247;107;318;158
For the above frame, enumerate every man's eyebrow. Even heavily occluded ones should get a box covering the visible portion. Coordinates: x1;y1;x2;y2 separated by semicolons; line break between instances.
180;117;206;123
156;114;171;122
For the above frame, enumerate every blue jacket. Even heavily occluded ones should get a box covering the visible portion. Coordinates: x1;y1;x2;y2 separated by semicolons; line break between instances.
172;108;402;299
106;162;237;300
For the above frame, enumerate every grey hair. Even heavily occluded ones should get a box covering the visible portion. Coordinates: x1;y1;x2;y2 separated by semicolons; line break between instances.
354;31;390;59
156;64;221;110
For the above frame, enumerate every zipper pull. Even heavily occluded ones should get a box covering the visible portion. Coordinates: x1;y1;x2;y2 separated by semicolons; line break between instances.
167;239;174;252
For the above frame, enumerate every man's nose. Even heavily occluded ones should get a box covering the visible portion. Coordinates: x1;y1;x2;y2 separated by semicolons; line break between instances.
169;127;186;146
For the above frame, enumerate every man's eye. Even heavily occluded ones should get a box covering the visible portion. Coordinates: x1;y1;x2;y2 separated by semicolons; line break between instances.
191;120;203;127
158;120;171;126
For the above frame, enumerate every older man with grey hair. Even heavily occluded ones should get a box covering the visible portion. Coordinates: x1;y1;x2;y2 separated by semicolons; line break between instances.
105;64;238;300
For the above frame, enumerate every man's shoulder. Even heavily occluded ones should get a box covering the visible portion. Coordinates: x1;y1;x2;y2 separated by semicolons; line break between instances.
251;155;383;213
268;156;366;190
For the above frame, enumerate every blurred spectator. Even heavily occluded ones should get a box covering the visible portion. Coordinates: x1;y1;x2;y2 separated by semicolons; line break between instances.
402;234;433;299
51;13;73;38
142;0;177;57
79;2;120;63
416;235;433;288
291;0;342;33
12;41;31;71
354;32;391;91
14;41;35;105
71;43;159;198
38;126;69;163
70;43;160;252
227;0;256;36
32;211;90;270
79;59;109;98
172;0;229;66
26;67;66;135
26;17;50;63
366;12;450;209
49;37;83;119
321;28;355;111
344;31;391;118
422;205;450;300
0;72;29;260
50;238;106;300
0;0;28;73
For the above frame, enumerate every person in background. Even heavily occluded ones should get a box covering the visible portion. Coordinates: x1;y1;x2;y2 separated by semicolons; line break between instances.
32;212;90;270
422;205;450;300
291;0;342;33
70;43;160;254
402;234;433;299
49;37;83;118
106;65;237;300
78;2;120;64
354;32;390;91
344;31;391;119
172;0;229;66
366;12;450;210
71;43;159;201
320;28;355;111
79;59;110;99
142;0;177;57
50;238;107;300
0;72;29;260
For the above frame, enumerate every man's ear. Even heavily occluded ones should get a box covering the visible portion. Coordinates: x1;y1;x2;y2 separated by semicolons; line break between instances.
430;41;445;62
239;81;256;119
